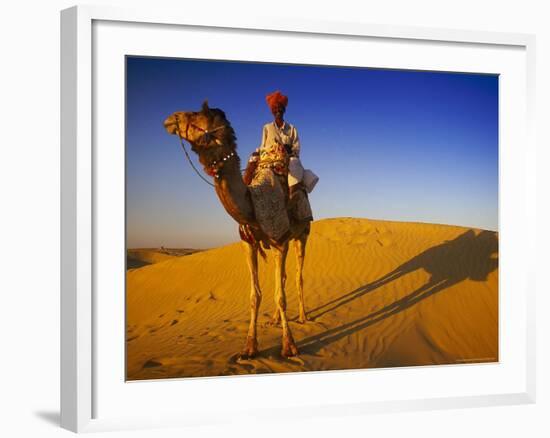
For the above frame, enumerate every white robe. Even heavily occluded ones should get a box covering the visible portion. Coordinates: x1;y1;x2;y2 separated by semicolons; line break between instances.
259;121;304;187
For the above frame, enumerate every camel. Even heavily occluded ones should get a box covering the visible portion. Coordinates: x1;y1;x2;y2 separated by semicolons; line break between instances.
163;101;310;358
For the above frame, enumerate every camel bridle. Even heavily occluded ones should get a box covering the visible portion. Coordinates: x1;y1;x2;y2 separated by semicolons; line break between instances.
173;113;236;186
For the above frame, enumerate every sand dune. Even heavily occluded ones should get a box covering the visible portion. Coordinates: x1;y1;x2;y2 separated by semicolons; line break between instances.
126;217;498;380
127;248;201;270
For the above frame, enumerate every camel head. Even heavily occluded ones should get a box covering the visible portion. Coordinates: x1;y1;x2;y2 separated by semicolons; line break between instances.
164;101;238;178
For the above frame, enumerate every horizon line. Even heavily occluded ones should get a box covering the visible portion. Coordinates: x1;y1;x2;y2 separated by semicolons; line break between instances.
127;215;498;250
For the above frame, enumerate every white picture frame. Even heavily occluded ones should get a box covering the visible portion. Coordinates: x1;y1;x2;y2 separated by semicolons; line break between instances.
60;4;536;433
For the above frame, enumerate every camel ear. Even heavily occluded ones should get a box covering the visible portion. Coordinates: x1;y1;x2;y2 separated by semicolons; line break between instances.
201;100;209;113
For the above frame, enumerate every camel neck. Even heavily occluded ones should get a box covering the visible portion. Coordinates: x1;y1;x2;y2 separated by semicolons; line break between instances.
214;157;255;225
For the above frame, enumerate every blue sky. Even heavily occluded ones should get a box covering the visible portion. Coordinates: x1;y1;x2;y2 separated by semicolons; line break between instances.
126;57;498;248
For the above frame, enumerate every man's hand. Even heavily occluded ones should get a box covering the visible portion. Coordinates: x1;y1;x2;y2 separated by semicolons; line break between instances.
248;152;259;163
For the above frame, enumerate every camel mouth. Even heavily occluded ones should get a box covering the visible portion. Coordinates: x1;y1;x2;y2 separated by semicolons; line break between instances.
163;116;178;135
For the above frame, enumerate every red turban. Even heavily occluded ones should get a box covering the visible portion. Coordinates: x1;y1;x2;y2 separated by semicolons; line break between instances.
266;91;288;111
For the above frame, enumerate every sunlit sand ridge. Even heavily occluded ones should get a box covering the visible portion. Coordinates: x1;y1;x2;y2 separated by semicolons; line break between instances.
126;217;498;380
127;248;201;269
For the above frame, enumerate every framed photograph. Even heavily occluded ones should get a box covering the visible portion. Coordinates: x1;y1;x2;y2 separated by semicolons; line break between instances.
61;5;536;433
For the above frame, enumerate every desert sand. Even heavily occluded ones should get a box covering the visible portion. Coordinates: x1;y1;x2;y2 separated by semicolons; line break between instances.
127;248;201;269
126;217;498;380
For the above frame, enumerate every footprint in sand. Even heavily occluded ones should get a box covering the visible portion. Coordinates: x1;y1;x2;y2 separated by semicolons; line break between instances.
237;362;255;371
224;366;238;375
377;237;393;247
228;353;250;365
143;359;162;369
375;227;393;246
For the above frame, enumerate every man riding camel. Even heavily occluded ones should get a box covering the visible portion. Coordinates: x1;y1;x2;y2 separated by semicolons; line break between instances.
244;90;317;224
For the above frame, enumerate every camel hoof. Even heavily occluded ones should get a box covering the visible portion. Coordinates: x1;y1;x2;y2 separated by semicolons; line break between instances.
297;314;310;324
266;317;281;327
239;351;257;360
239;337;258;360
281;338;299;358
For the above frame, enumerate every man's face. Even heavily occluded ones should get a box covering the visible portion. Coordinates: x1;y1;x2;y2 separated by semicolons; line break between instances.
271;105;285;120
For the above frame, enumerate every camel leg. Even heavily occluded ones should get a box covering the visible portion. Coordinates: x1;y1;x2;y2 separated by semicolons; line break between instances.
240;241;261;359
274;243;299;357
294;235;309;323
270;306;281;326
269;263;285;326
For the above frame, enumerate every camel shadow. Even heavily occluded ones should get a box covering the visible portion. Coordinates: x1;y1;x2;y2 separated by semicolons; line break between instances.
260;229;498;358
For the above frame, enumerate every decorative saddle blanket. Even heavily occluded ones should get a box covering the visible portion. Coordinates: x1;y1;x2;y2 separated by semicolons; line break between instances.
247;141;313;242
248;167;290;243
